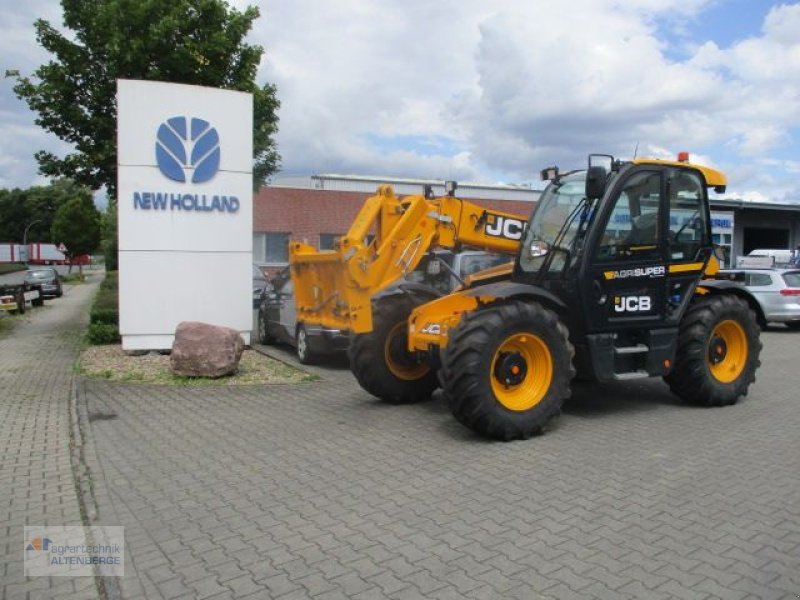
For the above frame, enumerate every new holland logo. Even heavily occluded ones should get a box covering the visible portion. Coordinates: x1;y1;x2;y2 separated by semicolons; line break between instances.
155;116;220;183
134;116;239;213
604;265;666;280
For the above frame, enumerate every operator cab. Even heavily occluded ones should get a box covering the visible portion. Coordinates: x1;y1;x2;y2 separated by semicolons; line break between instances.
516;153;725;381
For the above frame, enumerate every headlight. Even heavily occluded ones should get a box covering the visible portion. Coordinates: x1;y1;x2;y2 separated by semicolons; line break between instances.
528;240;550;258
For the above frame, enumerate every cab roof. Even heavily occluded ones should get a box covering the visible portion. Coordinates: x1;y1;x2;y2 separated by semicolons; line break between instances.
632;157;727;188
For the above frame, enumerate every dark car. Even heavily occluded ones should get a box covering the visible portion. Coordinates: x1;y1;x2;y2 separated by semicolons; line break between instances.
23;268;62;298
252;264;270;309
256;269;349;364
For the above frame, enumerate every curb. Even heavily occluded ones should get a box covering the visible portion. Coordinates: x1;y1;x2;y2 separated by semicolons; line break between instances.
70;377;123;600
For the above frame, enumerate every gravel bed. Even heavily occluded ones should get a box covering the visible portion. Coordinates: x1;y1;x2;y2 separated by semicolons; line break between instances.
79;345;312;385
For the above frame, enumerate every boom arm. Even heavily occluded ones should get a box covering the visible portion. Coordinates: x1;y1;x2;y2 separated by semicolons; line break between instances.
289;185;527;333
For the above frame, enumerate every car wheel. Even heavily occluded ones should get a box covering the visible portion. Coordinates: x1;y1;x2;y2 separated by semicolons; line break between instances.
785;321;800;330
295;324;316;365
257;312;275;345
56;286;63;298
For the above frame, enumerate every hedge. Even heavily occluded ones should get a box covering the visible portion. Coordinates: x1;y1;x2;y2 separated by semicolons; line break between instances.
87;271;120;345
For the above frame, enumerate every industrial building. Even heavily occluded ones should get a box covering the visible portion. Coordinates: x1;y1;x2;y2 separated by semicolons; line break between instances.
253;174;800;272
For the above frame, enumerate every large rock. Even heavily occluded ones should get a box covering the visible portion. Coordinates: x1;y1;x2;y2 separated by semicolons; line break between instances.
170;322;244;378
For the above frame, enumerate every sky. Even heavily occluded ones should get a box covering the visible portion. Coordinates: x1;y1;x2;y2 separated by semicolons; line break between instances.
1;0;800;204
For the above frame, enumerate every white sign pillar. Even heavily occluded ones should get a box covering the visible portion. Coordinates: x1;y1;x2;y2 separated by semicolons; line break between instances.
117;79;253;350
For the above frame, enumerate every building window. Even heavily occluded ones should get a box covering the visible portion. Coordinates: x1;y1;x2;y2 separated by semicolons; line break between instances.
254;232;290;264
320;233;343;250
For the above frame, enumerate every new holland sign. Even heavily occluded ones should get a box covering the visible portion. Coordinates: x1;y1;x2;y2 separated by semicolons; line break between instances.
117;80;253;350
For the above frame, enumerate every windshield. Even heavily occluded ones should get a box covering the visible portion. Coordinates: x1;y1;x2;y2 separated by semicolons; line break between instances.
26;270;55;279
519;171;590;274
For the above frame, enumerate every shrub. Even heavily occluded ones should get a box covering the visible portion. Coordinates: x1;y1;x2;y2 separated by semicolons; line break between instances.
86;322;120;345
90;307;118;325
86;271;120;345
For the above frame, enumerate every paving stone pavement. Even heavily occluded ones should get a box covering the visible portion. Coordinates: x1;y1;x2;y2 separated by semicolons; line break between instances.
0;276;101;600
79;330;800;599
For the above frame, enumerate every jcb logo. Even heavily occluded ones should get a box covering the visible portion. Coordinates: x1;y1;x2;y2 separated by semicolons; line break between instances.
614;295;652;313
485;214;525;240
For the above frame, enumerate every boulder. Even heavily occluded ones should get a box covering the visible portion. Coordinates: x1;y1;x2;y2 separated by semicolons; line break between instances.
170;321;244;378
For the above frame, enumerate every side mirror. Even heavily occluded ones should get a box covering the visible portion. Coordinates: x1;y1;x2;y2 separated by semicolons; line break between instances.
540;166;559;182
585;165;607;199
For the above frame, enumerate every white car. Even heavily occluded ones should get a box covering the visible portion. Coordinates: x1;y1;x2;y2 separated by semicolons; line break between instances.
717;268;800;329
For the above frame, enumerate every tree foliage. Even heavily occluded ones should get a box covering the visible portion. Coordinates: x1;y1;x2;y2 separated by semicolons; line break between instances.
11;0;280;198
0;179;93;242
51;195;101;261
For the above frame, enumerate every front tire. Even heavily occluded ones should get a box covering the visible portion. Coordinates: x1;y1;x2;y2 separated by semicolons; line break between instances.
440;301;574;441
666;294;761;406
295;324;316;365
349;295;438;404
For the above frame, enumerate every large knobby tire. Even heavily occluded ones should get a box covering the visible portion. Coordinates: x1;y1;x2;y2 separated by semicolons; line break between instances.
665;294;761;406
348;295;438;404
439;301;574;441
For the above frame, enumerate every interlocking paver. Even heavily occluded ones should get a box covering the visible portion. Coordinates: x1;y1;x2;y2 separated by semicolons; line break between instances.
69;325;800;599
0;276;102;599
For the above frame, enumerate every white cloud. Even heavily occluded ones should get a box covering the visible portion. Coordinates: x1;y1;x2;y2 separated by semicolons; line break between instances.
3;0;800;204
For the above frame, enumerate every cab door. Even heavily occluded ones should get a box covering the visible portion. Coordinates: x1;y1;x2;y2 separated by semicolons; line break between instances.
662;168;713;325
581;168;669;333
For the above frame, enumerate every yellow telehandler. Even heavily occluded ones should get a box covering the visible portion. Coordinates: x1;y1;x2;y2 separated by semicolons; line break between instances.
290;154;762;440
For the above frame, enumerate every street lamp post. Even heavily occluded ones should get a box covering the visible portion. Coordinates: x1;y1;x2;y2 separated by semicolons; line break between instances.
22;219;42;265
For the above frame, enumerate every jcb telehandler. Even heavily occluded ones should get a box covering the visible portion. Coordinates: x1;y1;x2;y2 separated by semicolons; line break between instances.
290;153;762;440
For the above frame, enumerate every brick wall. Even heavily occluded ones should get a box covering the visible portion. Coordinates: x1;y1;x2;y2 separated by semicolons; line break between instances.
254;186;537;252
254;188;370;246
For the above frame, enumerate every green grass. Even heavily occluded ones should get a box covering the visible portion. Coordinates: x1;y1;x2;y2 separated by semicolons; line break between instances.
0;317;13;337
61;273;85;284
0;263;26;275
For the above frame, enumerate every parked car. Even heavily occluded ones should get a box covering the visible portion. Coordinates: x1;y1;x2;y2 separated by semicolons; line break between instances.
257;251;513;364
716;268;800;329
256;269;349;364
252;264;270;309
405;250;513;293
23;267;62;298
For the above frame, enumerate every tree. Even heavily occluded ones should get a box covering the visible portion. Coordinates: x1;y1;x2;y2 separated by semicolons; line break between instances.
100;202;118;271
9;0;280;199
51;195;101;275
0;179;92;243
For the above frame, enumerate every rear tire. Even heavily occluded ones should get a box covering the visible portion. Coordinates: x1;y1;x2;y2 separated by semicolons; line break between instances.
15;289;25;314
665;294;761;406
439;301;574;441
349;295;438;404
257;312;275;345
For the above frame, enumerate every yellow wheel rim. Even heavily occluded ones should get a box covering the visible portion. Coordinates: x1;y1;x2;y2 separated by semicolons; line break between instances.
708;319;748;383
385;322;430;381
490;333;553;411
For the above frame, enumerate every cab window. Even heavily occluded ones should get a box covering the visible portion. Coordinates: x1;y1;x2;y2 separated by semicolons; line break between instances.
668;171;708;262
594;171;662;262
